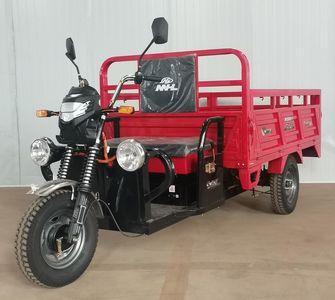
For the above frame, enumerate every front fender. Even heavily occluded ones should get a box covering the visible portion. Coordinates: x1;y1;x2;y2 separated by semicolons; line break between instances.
27;179;104;218
28;179;78;198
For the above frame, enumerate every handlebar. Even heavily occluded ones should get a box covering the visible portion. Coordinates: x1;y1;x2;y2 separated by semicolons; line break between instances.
108;75;135;108
142;74;162;82
134;71;162;84
108;72;162;109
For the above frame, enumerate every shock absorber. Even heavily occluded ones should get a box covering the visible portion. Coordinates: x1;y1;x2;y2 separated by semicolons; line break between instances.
68;115;106;242
79;146;99;192
57;146;74;179
67;146;100;241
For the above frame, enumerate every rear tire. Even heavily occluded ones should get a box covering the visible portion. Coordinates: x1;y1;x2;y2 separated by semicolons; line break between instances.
15;190;98;287
270;155;299;214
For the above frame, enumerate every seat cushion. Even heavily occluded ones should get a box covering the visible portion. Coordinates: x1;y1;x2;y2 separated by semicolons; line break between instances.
107;136;213;157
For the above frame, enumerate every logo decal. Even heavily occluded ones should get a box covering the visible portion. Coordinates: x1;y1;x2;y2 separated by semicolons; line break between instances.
206;178;220;190
155;77;178;92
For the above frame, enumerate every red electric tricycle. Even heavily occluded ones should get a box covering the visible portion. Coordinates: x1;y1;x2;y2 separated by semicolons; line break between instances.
15;18;321;287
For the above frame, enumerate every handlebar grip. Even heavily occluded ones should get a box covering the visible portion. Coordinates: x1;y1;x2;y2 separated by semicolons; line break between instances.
142;75;162;83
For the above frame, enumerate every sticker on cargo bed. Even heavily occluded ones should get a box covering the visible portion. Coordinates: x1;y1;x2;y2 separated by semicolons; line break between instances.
261;128;272;136
284;121;295;131
284;116;295;131
155;77;178;92
304;120;312;128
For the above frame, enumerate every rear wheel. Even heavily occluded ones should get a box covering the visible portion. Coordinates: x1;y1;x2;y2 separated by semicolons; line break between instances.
270;155;299;214
15;190;98;287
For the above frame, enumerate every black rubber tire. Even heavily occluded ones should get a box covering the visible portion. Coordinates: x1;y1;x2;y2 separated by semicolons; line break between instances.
270;155;300;214
15;190;98;287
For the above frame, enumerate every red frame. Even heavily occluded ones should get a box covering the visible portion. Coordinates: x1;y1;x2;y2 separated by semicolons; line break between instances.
99;48;321;189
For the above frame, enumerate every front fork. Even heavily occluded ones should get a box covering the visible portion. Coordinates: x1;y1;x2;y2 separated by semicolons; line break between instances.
67;192;90;241
67;115;106;243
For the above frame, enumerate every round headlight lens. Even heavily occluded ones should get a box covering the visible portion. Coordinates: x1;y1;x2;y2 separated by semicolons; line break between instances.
116;139;145;172
30;138;51;166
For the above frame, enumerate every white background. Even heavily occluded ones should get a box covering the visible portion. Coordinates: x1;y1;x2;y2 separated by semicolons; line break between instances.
1;0;334;185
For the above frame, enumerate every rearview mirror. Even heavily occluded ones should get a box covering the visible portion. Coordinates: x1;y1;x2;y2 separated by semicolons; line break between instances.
137;17;169;73
65;37;76;61
152;17;168;44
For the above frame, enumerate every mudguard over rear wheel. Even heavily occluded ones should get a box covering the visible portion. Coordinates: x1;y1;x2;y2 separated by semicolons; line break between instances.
15;190;98;287
270;155;300;214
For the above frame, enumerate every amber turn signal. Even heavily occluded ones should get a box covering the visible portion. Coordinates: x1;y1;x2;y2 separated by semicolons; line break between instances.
36;110;58;117
36;110;49;118
117;106;135;114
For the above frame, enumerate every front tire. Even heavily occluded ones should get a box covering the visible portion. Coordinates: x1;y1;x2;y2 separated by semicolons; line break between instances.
270;155;300;214
15;190;98;287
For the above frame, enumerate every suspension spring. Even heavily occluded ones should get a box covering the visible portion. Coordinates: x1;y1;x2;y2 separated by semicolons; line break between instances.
80;146;99;192
79;156;87;182
57;146;74;179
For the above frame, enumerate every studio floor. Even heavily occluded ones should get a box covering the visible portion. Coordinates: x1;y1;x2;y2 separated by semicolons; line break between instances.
0;184;334;300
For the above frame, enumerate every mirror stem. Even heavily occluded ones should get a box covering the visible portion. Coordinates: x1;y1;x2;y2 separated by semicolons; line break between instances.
138;37;155;71
68;58;82;83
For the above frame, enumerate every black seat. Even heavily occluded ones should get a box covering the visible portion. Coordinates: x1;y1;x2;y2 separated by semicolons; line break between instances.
108;136;212;157
109;56;208;158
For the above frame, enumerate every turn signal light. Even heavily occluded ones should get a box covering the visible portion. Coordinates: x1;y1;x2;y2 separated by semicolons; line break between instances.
118;106;135;114
36;110;49;118
36;110;58;117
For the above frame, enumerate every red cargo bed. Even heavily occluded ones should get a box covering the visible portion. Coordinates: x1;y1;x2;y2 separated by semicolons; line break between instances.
100;48;321;189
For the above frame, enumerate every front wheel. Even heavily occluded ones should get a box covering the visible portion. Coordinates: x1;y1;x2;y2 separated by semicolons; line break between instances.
270;155;300;214
15;190;98;287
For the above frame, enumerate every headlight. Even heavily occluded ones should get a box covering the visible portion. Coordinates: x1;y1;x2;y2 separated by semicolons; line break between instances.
116;139;145;172
30;138;51;166
59;101;90;122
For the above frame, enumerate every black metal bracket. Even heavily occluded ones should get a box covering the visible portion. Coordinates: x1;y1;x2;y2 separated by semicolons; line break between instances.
41;165;53;181
144;149;175;202
197;116;224;208
40;144;65;182
197;116;224;167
